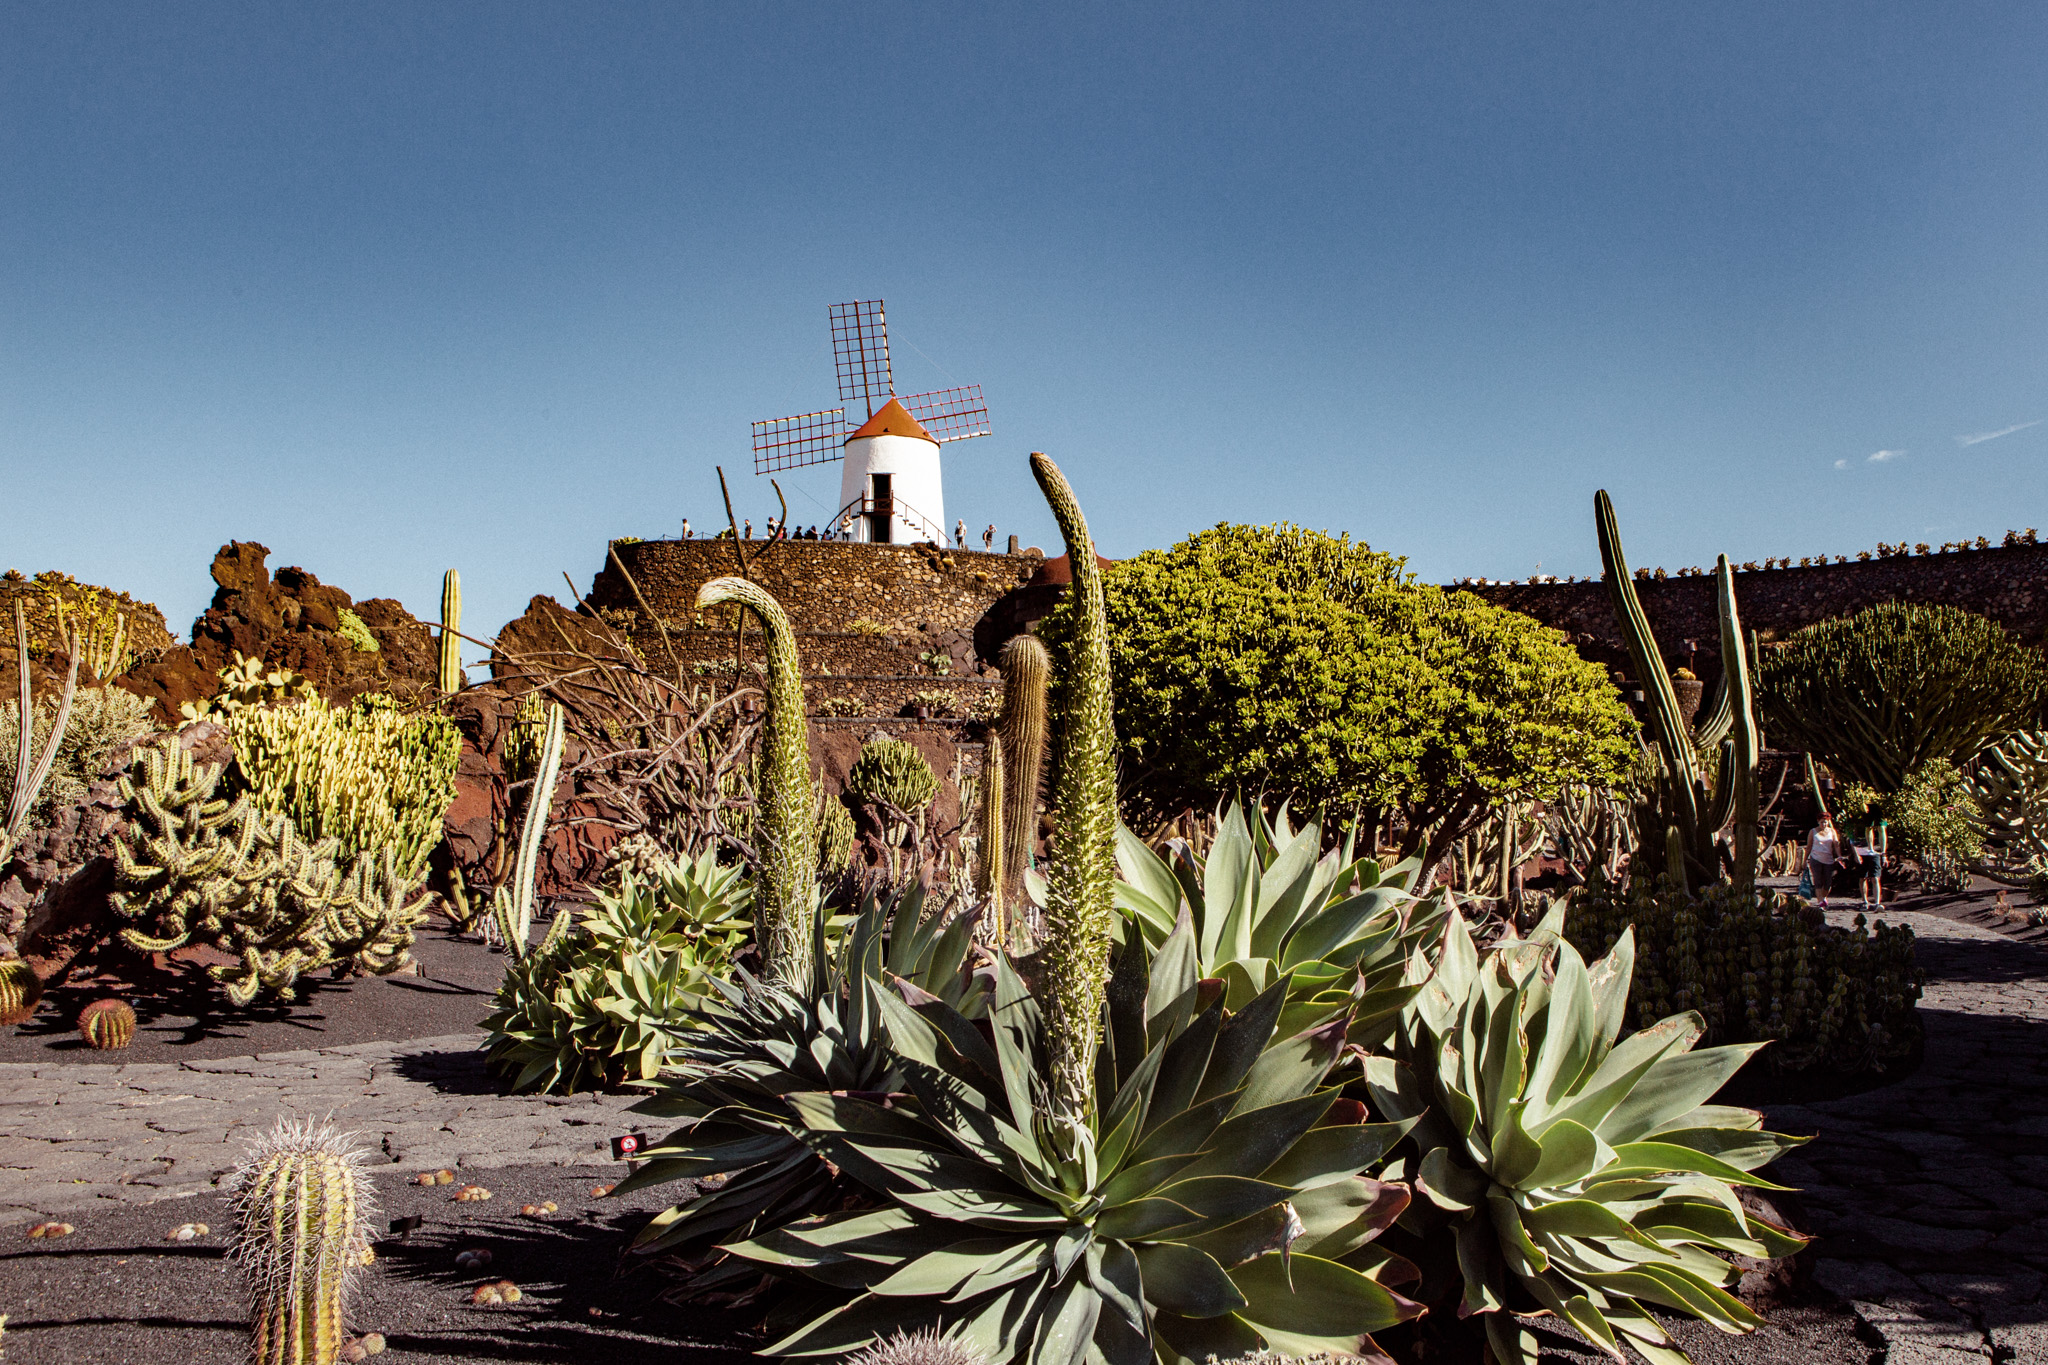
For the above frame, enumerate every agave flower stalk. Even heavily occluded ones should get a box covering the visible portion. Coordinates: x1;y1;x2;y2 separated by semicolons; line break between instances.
1029;451;1119;1132
698;576;817;991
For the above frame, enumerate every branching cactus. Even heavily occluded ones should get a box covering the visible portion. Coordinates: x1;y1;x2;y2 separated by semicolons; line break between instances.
695;577;817;991
994;632;1049;915
1028;451;1117;1134
438;569;462;695
226;1118;376;1365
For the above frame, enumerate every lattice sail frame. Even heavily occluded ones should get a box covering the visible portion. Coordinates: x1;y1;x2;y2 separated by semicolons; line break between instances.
830;300;892;412
751;300;991;474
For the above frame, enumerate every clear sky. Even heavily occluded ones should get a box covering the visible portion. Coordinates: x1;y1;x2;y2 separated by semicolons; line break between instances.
6;3;2045;651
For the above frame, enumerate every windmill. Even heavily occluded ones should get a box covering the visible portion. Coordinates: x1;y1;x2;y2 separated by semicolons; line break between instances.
751;300;991;545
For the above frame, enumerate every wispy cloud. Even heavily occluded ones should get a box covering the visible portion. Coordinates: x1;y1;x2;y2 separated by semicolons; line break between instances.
1955;419;2042;447
1867;449;1906;463
1834;458;1849;469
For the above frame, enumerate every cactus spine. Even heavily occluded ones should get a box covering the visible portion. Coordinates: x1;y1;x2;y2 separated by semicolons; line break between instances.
695;577;817;991
0;958;42;1026
438;570;462;695
995;633;1050;915
1029;452;1118;1132
1594;492;1760;886
78;998;136;1049
492;700;565;959
227;1118;375;1365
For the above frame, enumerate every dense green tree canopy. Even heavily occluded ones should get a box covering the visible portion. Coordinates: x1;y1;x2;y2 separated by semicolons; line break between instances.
1041;523;1636;857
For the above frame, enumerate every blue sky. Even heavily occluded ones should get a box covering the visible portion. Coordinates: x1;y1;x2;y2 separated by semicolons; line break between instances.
5;3;2045;651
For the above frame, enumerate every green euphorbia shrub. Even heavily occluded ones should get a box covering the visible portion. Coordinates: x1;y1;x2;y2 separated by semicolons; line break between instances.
1040;524;1636;863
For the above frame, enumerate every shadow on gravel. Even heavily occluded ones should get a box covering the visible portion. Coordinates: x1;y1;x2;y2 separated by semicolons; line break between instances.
390;1046;508;1096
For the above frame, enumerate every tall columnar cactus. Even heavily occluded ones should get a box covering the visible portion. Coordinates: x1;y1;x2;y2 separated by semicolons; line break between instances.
226;1118;375;1365
975;737;1006;943
995;633;1050;910
1595;492;1760;886
4;600;80;865
1028;452;1118;1132
695;577;817;991
438;569;462;695
492;700;565;959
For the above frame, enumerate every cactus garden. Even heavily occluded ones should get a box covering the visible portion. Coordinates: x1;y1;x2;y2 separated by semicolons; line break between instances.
9;448;2044;1365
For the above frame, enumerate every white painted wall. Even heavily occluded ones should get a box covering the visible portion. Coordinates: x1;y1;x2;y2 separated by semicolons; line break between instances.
836;431;946;544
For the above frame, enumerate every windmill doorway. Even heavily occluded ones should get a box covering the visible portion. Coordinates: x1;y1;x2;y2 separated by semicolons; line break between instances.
867;473;894;543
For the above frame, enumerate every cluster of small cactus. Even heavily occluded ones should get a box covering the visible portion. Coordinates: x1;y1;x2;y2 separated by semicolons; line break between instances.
227;693;460;886
0;958;42;1026
225;1117;376;1365
77;998;135;1049
1568;873;1923;1074
179;652;319;723
847;737;939;815
110;743;427;1005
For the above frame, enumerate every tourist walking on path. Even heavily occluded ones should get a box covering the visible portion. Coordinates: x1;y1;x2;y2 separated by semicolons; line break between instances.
681;517;691;539
1808;813;1842;908
955;519;966;548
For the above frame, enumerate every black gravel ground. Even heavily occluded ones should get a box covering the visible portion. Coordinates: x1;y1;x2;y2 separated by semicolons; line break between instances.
1;1163;772;1364
0;928;506;1065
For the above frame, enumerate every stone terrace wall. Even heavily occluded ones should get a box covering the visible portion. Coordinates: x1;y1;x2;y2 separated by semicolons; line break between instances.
1461;541;2048;679
593;539;1039;648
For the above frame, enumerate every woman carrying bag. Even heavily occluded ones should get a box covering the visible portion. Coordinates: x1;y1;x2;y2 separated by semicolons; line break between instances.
1808;813;1844;909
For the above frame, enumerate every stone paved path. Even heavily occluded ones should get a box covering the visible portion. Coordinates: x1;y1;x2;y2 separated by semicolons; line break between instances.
1763;907;2048;1364
0;1033;639;1227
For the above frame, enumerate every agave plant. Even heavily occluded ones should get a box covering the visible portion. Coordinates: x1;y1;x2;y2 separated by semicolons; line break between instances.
619;884;986;1288
482;856;752;1093
726;914;1427;1364
1115;801;1448;1043
1368;905;1809;1365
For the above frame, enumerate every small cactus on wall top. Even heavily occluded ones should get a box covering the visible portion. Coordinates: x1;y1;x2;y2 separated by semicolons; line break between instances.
226;1117;377;1365
77;998;136;1049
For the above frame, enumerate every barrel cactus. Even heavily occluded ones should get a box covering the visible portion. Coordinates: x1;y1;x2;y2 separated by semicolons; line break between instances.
0;958;42;1026
77;998;136;1049
226;1118;376;1365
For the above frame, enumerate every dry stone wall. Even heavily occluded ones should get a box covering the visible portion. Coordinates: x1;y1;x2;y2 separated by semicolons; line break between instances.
1461;541;2048;679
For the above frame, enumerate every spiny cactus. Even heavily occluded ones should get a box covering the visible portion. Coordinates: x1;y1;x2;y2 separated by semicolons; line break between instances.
817;793;855;878
1028;451;1118;1131
844;1328;990;1365
695;577;817;991
438;569;462;695
180;652;319;724
994;632;1049;912
491;701;565;959
1595;492;1762;887
226;1117;376;1365
111;743;426;1005
0;958;42;1026
975;737;1005;943
847;737;939;813
4;599;80;866
77;998;135;1049
226;696;460;887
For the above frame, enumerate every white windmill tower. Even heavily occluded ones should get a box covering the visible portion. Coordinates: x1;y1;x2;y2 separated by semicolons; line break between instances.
751;300;992;545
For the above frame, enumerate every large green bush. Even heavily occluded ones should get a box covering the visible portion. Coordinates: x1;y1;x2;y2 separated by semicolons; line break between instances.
1041;524;1636;863
1757;602;2048;793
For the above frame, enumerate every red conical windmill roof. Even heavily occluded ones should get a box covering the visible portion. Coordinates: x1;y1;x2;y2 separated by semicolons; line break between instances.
844;397;936;444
